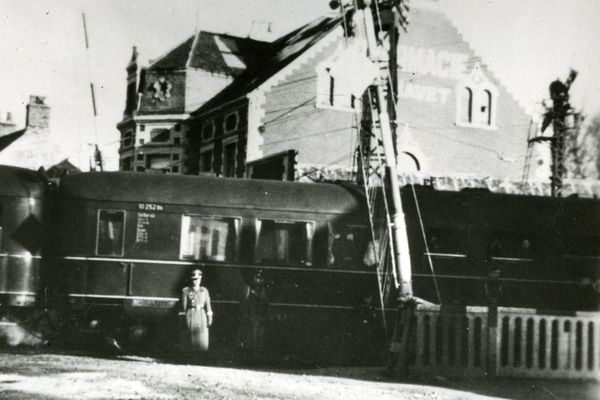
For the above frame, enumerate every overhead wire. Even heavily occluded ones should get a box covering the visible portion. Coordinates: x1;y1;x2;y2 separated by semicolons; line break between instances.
410;185;442;304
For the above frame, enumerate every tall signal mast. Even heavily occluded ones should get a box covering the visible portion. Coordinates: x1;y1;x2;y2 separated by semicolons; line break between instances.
535;70;578;196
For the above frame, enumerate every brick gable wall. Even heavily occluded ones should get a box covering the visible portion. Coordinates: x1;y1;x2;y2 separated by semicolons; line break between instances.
260;37;357;172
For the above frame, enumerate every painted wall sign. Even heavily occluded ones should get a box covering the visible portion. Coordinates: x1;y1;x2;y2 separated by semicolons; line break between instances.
397;45;469;80
397;80;452;105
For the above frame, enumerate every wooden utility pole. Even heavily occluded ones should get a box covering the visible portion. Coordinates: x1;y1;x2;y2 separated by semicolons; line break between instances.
357;0;412;300
353;0;414;377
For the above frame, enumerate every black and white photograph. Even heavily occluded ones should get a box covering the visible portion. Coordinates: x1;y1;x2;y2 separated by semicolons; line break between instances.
0;0;599;398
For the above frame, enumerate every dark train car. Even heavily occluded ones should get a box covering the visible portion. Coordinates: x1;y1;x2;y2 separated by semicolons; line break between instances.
0;165;46;320
401;185;600;311
47;172;385;361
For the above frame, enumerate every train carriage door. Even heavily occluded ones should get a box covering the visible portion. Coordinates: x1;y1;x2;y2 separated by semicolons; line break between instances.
96;210;125;257
85;209;128;296
178;215;241;306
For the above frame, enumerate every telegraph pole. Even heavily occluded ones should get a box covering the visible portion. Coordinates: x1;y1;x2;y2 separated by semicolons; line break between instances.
355;0;412;300
330;0;413;375
355;0;414;377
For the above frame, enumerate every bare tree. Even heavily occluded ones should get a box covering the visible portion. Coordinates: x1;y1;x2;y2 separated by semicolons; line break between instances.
564;112;586;179
578;113;600;179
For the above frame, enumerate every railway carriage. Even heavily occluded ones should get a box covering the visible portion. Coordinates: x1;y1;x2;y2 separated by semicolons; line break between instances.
1;164;598;361
47;172;385;360
402;186;600;311
0;165;46;322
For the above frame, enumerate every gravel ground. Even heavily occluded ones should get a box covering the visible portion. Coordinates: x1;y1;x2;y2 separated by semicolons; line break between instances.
0;350;598;400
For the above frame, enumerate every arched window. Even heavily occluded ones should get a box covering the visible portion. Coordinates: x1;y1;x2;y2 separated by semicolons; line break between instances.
315;43;371;113
459;87;473;123
455;64;498;130
478;89;492;125
397;151;421;173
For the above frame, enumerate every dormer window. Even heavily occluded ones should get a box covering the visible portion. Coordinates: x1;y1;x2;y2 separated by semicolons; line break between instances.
316;66;359;112
455;63;498;129
315;44;377;113
151;76;172;102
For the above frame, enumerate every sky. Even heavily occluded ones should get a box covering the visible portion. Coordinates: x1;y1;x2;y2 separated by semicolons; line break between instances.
1;0;599;170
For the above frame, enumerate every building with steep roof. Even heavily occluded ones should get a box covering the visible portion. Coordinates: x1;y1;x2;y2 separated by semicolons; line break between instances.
188;15;345;180
183;4;534;182
0;96;64;170
116;33;271;174
118;2;539;185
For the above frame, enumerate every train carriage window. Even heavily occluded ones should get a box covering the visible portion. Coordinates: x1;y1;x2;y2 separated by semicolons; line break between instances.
96;210;125;256
426;228;465;255
564;235;600;257
328;223;369;268
489;232;534;259
180;216;240;262
254;219;313;266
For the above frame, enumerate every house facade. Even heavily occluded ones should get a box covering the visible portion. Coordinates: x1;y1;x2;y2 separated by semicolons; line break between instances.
0;96;66;170
116;34;270;174
184;4;535;183
118;2;548;186
393;5;534;179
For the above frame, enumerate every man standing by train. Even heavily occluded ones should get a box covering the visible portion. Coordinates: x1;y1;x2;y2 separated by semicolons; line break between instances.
240;270;268;364
180;269;213;354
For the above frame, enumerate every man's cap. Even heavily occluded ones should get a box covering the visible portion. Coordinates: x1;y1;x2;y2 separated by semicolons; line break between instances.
191;269;203;279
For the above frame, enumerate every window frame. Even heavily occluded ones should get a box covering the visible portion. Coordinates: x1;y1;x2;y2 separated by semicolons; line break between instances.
253;218;315;267
223;111;240;134
123;130;133;148
315;64;360;112
200;144;214;173
95;209;126;257
179;214;241;263
202;120;216;141
454;64;498;130
424;227;468;257
222;138;238;177
327;222;370;268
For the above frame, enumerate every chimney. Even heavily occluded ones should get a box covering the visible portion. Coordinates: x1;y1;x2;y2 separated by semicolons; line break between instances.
0;109;17;137
25;96;50;133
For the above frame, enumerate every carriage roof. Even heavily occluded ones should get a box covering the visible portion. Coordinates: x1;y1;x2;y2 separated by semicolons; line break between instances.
0;165;46;198
59;172;366;215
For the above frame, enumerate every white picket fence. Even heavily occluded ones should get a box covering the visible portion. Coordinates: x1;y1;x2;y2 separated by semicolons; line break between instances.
410;304;600;380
